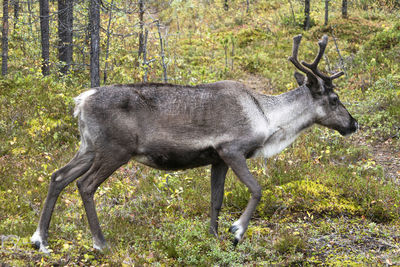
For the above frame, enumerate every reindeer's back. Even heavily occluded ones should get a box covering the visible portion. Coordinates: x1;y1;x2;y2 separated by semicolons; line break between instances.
77;81;256;153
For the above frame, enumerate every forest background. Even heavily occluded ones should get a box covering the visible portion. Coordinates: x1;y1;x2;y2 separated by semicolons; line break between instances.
0;0;400;265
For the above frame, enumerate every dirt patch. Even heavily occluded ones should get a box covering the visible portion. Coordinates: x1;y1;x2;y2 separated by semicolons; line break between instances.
370;138;400;184
239;74;276;94
351;136;400;185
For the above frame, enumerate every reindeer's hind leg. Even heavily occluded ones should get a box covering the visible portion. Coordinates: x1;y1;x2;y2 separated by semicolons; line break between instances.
209;162;228;237
76;146;130;250
31;149;95;253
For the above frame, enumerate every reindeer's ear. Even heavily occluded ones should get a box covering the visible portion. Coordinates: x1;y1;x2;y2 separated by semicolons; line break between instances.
306;73;323;95
294;71;305;86
306;72;319;88
294;71;320;94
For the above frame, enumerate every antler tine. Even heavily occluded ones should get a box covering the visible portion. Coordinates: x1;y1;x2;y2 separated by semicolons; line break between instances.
288;34;314;76
303;35;328;70
302;35;345;81
302;35;331;81
330;71;345;80
288;35;345;82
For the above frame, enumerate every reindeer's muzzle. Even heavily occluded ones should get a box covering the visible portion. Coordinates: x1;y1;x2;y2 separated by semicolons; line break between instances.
339;117;358;136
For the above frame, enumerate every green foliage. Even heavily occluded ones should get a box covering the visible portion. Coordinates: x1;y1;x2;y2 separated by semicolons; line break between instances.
236;27;269;48
241;51;271;74
273;231;306;255
358;0;400;9
353;74;400;141
281;12;316;29
154;218;246;265
365;22;400;50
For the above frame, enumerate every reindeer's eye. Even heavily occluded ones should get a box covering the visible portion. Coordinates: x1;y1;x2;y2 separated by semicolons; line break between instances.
330;96;339;106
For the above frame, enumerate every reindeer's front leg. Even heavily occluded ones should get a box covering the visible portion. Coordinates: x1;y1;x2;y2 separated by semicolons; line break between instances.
217;146;262;246
209;162;228;237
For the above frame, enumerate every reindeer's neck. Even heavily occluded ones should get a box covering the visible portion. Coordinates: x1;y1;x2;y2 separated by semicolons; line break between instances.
269;86;315;130
255;86;316;158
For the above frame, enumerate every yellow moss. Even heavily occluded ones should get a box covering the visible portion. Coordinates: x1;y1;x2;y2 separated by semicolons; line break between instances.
258;179;360;217
247;225;271;238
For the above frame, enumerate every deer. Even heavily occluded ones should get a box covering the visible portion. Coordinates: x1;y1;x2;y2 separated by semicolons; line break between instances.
31;34;358;253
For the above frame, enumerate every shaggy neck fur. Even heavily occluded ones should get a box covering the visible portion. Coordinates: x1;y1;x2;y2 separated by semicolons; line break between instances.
254;86;316;158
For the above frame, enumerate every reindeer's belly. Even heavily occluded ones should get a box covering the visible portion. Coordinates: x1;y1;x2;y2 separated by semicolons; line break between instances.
133;146;221;170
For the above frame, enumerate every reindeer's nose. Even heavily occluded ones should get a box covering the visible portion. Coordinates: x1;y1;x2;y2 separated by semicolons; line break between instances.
342;117;358;136
350;118;358;134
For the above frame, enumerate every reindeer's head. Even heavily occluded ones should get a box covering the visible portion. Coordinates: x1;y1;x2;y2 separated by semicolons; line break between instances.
289;34;358;136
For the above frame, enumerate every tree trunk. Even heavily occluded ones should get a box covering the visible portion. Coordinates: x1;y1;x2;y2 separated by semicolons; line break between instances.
142;29;149;82
2;0;9;76
39;0;50;76
27;0;33;34
304;0;310;30
89;0;100;87
13;0;18;30
138;0;145;60
342;0;348;18
58;0;74;75
104;0;114;84
224;0;228;11
288;0;296;26
156;20;167;83
324;0;329;26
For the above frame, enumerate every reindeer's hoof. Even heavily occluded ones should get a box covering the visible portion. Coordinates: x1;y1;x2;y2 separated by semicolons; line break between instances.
31;230;50;254
229;221;244;247
229;225;239;233
232;238;239;247
32;242;50;254
33;241;41;249
93;239;108;252
229;226;240;247
209;226;220;239
93;244;105;251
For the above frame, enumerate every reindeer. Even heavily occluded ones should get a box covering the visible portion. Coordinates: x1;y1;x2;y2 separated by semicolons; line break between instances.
31;35;358;253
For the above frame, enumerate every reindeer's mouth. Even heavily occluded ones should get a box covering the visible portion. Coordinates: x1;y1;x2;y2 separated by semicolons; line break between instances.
339;120;358;136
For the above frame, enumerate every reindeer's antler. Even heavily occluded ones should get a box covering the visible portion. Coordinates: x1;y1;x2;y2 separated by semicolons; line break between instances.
303;35;344;81
288;35;315;78
289;34;344;83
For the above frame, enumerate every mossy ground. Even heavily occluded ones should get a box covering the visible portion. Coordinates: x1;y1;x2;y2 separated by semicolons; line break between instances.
1;0;400;265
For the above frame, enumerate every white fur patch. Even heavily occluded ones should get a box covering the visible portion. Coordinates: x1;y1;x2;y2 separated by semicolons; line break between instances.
30;229;42;244
79;124;92;152
239;96;269;136
232;220;245;240
31;229;50;254
242;93;315;159
255;129;300;158
74;89;97;118
54;173;63;182
93;243;103;250
196;133;234;149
